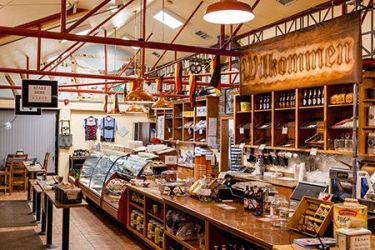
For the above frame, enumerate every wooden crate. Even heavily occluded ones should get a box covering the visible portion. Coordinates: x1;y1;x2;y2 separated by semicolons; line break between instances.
288;196;333;237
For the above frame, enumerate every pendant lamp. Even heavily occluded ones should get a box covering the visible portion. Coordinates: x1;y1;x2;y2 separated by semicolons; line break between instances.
203;0;255;24
151;93;173;110
125;78;155;104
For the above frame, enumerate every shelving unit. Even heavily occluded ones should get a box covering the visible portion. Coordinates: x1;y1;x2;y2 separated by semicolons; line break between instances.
234;78;374;156
156;96;219;145
126;185;164;250
155;109;173;141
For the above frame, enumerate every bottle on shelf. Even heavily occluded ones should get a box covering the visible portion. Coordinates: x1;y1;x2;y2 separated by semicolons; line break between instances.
316;89;322;105
279;93;284;108
291;93;295;107
321;88;325;104
312;89;317;105
308;89;313;106
285;93;290;108
303;90;308;106
259;96;263;110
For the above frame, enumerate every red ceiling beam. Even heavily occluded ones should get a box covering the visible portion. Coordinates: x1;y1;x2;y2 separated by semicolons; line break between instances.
67;0;111;33
151;1;204;70
41;0;134;72
0;26;239;56
61;0;67;33
0;85;189;97
0;67;136;81
59;80;126;88
235;0;348;40
118;33;153;77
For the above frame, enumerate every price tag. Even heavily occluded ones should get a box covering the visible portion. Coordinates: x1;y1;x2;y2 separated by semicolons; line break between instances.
310;148;318;156
282;127;288;135
259;144;266;151
240;127;244;134
165;155;178;165
199;129;203;135
239;143;245;150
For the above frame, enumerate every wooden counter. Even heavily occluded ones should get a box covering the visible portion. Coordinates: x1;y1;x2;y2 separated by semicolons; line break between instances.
163;195;304;249
232;173;297;198
273;235;375;250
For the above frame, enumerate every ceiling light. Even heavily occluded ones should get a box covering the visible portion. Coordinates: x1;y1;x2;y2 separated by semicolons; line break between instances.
125;79;155;104
203;0;255;24
153;10;183;29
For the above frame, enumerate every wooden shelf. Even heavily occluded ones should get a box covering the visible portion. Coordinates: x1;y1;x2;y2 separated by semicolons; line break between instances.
254;109;271;112
128;226;162;250
165;231;201;250
364;98;375;102
237;111;252;114
299;105;324;109
363;126;375;130
328;103;353;108
243;145;353;156
129;202;144;211
274;107;295;111
147;212;163;223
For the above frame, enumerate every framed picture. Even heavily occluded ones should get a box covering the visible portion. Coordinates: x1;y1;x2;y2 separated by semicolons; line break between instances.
22;79;58;108
224;88;236;115
15;95;41;115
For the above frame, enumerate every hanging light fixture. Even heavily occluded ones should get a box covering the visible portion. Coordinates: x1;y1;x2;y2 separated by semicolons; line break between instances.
152;93;173;110
203;0;255;24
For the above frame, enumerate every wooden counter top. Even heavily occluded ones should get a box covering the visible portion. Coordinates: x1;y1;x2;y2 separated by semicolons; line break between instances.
126;184;163;202
232;173;298;189
163;195;305;249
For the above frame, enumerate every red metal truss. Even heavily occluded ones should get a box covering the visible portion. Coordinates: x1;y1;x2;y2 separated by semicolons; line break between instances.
150;1;204;70
0;25;239;56
67;0;111;33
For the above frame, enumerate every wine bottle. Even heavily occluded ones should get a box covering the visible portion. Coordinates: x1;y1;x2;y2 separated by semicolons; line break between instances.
259;96;263;110
279;93;284;108
303;90;308;106
321;89;324;105
312;89;317;106
285;93;290;108
316;89;321;105
308;90;313;106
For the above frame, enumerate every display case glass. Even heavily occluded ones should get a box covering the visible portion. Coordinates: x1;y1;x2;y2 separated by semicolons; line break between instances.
89;151;124;195
102;155;148;207
79;151;103;187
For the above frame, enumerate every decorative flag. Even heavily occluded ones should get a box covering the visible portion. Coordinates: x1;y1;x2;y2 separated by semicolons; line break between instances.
188;74;196;108
156;75;164;92
111;94;119;114
103;94;108;113
174;62;183;94
209;56;221;90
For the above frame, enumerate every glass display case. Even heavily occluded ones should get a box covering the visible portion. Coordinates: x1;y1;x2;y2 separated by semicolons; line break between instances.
102;155;148;208
79;151;103;187
89;151;124;195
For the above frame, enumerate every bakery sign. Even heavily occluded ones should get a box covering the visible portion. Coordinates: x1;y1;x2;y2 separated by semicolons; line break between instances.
240;12;362;95
22;79;58;108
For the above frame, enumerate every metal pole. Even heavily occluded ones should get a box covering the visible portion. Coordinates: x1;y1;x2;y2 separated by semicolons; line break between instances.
352;83;359;198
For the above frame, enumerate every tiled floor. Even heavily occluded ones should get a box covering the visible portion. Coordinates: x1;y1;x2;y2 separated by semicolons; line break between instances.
0;191;146;250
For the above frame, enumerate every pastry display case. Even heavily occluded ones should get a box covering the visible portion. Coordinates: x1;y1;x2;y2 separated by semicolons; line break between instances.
79;151;104;187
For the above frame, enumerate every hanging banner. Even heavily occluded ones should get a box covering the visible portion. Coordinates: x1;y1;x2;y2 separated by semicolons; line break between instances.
240;12;362;95
22;79;58;108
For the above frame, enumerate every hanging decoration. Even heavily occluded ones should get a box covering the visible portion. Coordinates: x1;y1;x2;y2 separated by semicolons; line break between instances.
103;94;108;113
125;78;155;104
209;55;222;90
156;75;164;92
111;94;120;114
152;93;173;110
188;74;197;108
174;62;183;94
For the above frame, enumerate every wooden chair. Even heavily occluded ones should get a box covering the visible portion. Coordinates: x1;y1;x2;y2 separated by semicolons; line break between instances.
0;155;11;194
10;154;28;193
37;152;50;180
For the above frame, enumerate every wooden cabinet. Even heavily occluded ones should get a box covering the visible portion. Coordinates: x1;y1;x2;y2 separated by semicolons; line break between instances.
234;74;375;156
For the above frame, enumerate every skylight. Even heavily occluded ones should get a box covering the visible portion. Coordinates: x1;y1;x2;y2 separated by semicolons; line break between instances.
153;10;183;29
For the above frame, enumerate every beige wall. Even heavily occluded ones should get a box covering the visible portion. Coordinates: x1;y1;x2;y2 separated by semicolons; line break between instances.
0;98;153;179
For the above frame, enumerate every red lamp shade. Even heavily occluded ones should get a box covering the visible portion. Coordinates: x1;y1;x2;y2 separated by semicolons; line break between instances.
203;0;255;24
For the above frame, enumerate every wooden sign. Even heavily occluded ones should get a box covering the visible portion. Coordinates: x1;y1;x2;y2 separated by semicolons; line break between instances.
240;13;362;95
